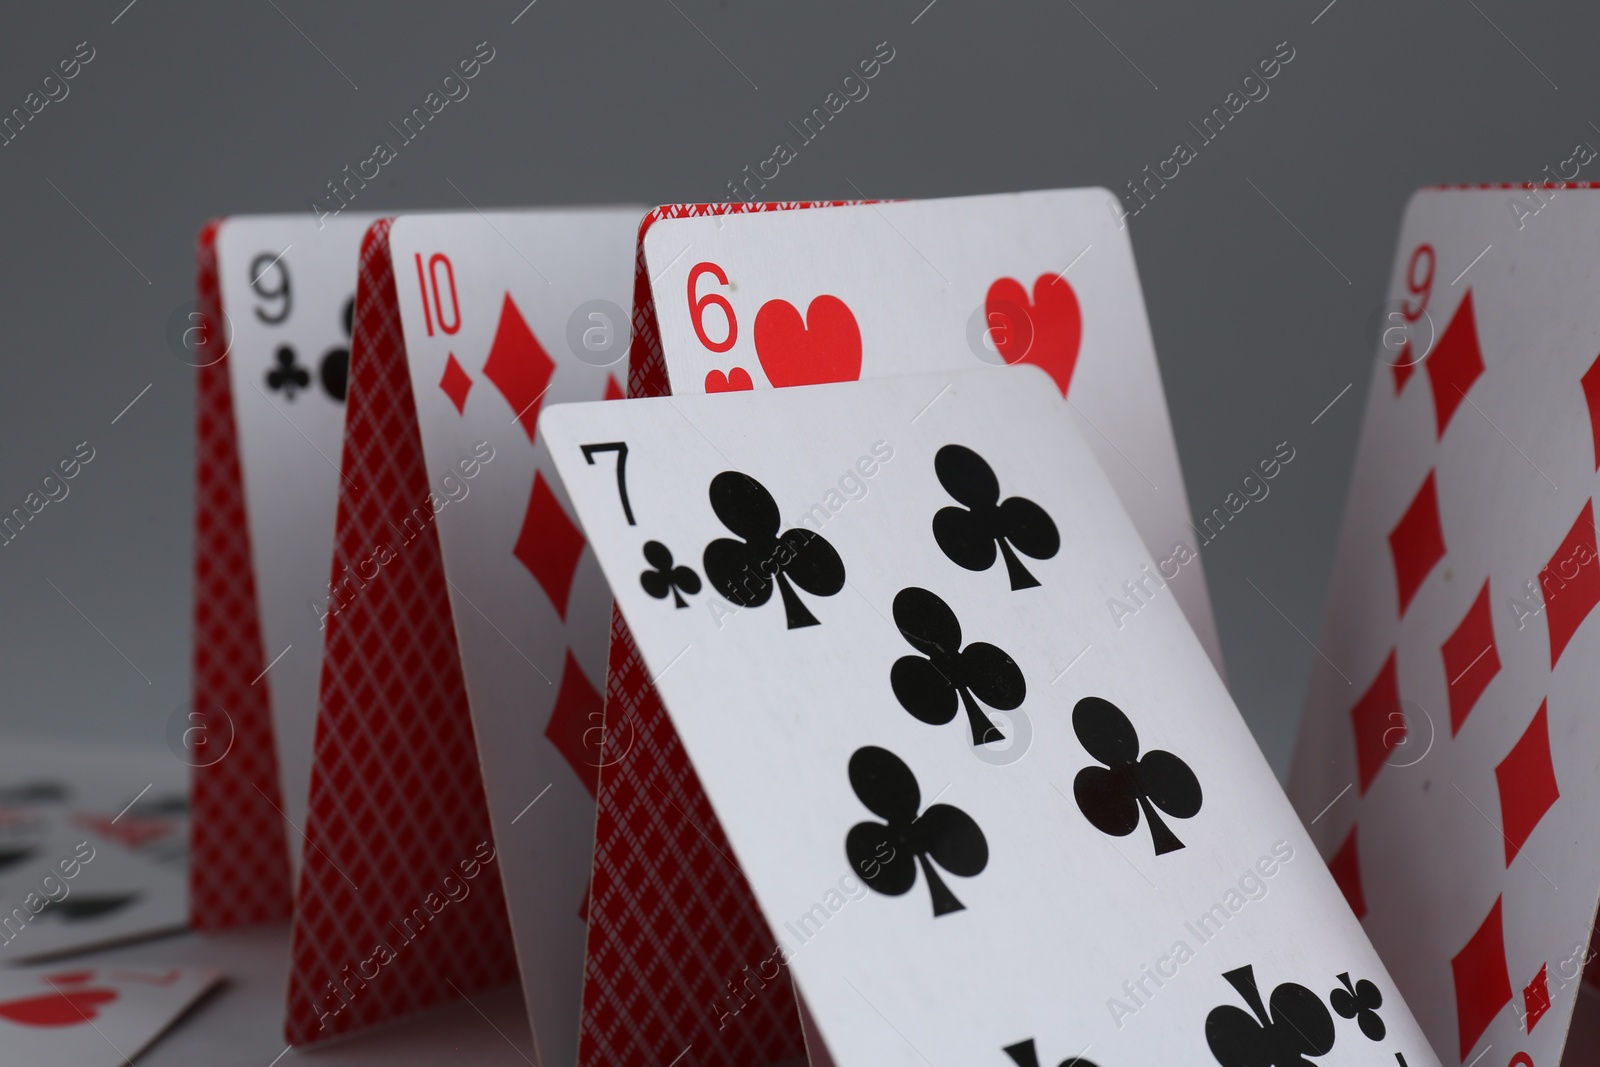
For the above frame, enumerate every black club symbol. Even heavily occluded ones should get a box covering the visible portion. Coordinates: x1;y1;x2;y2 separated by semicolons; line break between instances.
844;746;987;917
702;471;845;629
640;541;701;608
319;296;354;401
890;587;1025;747
1206;965;1336;1067
1072;696;1201;855
1329;972;1385;1041
266;345;310;399
1003;1039;1100;1067
932;444;1060;590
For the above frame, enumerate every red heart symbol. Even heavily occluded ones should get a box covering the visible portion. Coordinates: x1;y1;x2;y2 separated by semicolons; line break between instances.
42;971;95;985
704;367;754;393
0;988;118;1027
984;274;1083;396
753;295;862;388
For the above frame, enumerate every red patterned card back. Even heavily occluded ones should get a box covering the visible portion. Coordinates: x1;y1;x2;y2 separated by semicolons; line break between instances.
285;219;517;1045
189;220;294;930
580;200;863;1067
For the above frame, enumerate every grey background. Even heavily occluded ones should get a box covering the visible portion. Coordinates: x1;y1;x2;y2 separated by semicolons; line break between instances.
0;0;1589;779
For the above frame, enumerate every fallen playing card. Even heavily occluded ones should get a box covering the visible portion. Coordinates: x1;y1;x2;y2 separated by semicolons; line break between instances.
0;962;220;1067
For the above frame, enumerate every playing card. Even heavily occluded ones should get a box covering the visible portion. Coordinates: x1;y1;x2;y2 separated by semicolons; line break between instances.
0;738;188;871
190;213;379;931
0;806;185;964
389;206;639;1064
544;366;1436;1065
636;189;1223;676
1289;186;1600;1066
215;212;380;860
0;962;220;1067
285;208;642;1050
284;217;514;1045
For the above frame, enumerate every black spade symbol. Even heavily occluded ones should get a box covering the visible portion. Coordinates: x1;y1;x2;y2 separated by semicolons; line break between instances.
1206;965;1336;1067
844;746;987;917
1071;696;1201;855
640;541;701;608
702;471;845;628
889;587;1025;746
932;444;1059;590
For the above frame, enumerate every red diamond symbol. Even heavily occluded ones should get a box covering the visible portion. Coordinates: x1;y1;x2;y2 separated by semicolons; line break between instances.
604;374;625;401
1540;499;1600;667
1583;353;1600;470
1523;963;1552;1033
1441;580;1500;737
514;471;586;620
543;650;604;797
1495;699;1560;867
1389;470;1446;618
1451;896;1512;1061
1392;339;1417;393
439;353;472;414
1427;289;1486;439
1328;825;1366;920
483;293;556;444
1351;650;1404;795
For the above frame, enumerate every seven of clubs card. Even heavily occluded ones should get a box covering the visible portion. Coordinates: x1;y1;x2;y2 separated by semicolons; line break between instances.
1290;187;1600;1066
214;212;378;858
541;365;1438;1065
642;189;1225;678
388;207;641;1067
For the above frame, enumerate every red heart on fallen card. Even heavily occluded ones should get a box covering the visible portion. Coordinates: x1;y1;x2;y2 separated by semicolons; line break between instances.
0;988;118;1027
753;295;862;388
704;367;754;393
985;274;1083;396
41;971;94;985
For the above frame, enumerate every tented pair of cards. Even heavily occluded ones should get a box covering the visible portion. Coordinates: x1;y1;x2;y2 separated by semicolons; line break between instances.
187;185;1591;1066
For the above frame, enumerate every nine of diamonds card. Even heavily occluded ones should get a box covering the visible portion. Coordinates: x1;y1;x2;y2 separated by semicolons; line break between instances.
1290;186;1600;1066
542;365;1437;1066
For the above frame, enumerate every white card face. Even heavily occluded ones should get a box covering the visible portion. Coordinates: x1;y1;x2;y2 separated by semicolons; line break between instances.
216;213;380;868
0;962;220;1067
1289;188;1600;1066
390;206;642;1067
542;366;1437;1066
0;738;188;872
0;807;185;964
642;189;1224;678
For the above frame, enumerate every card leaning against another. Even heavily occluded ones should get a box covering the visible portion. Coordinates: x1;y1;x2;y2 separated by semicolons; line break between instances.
1289;186;1600;1066
546;366;1437;1066
632;190;1221;673
192;212;379;929
286;208;641;1053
